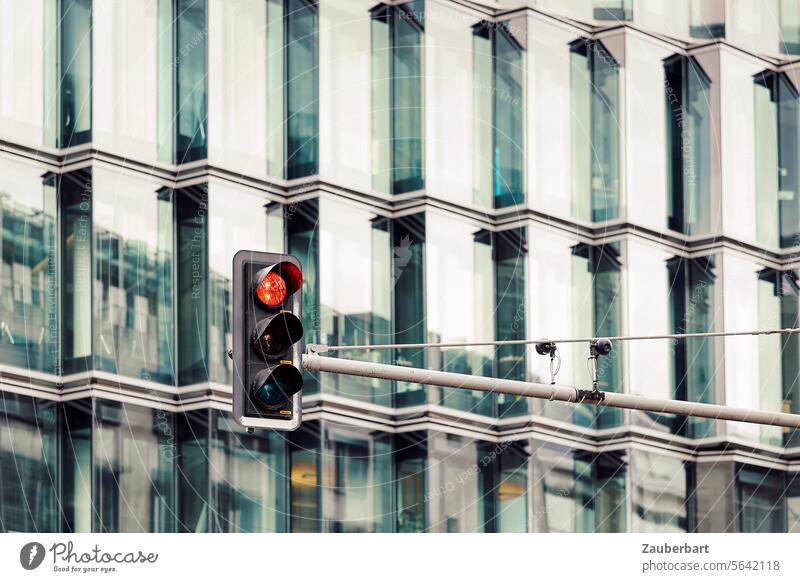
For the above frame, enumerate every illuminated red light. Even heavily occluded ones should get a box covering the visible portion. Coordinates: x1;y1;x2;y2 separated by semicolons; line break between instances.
256;271;287;307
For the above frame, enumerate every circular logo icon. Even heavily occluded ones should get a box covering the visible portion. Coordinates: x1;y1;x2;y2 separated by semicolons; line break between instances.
20;542;46;570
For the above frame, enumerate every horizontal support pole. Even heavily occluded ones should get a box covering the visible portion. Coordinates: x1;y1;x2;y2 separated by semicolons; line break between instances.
301;354;800;430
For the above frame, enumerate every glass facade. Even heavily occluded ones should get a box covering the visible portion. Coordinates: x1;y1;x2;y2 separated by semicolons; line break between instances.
158;0;208;164
473;20;525;209
267;0;319;179
571;244;624;429
690;0;725;39
757;269;800;447
665;56;712;235
668;256;718;439
371;2;424;195
755;71;800;249
571;40;620;222
47;0;93;148
594;0;632;21
1;0;800;537
781;0;800;55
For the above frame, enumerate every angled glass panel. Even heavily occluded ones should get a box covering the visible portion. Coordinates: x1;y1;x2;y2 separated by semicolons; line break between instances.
665;57;711;235
668;256;717;438
371;3;424;194
395;432;426;532
0;162;58;373
174;0;207;163
0;395;59;532
781;0;800;55
594;0;632;20
690;0;725;39
93;400;176;532
93;175;174;384
631;449;690;532
59;0;92;147
735;464;786;533
208;411;286;532
495;228;527;417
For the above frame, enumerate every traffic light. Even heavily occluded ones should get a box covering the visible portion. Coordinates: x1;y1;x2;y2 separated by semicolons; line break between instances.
232;250;304;430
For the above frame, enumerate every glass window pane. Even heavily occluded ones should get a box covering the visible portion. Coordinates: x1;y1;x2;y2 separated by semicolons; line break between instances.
61;399;93;532
666;57;711;235
175;0;207;163
396;432;426;532
690;0;725;39
289;420;321;532
209;411;286;532
323;424;392;532
668;256;718;438
755;74;781;248
494;442;528;532
93;170;174;384
60;0;92;147
781;0;800;54
0;160;58;373
371;3;424;194
594;0;632;21
493;26;524;208
393;214;426;406
736;464;786;532
94;401;176;532
631;450;689;532
286;0;318;179
61;170;93;375
176;186;208;385
0;395;59;532
496;228;527;417
177;409;210;532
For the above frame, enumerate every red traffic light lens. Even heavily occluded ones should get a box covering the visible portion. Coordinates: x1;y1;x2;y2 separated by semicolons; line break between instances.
256;271;287;307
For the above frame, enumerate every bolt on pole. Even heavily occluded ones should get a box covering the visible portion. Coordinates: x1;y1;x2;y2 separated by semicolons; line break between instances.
301;352;800;430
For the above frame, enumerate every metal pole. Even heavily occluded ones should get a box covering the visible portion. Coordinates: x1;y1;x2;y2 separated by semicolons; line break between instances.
301;353;800;430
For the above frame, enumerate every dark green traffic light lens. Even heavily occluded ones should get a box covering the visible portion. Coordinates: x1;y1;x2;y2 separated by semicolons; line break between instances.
251;365;303;411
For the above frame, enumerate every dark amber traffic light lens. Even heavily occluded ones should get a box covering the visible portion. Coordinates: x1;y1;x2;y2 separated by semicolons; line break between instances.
253;313;304;358
256;271;287;307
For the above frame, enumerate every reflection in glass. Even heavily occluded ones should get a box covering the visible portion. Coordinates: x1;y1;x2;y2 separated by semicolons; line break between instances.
176;186;208;385
324;425;392;532
59;0;92;147
665;56;712;235
396;432;426;532
781;0;800;55
736;464;785;532
429;216;493;416
208;187;268;385
668;256;717;438
485;441;528;533
473;21;525;209
0;395;59;532
177;409;209;532
594;0;632;20
690;0;725;39
61;170;93;375
61;399;92;532
371;2;424;194
289;420;321;532
94;401;176;532
631;450;689;532
209;411;286;532
267;0;319;179
158;0;207;163
393;214;426;407
572;244;623;429
757;269;800;447
94;183;173;383
571;40;620;222
318;199;393;406
496;228;528;417
0;166;58;373
754;72;800;249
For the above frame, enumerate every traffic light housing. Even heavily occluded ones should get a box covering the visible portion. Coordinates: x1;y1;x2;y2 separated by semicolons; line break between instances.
232;250;304;430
